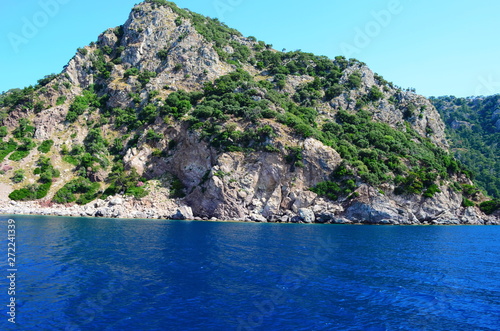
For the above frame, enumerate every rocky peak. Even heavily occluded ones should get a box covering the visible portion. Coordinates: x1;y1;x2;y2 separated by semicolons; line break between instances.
1;0;498;223
65;1;234;107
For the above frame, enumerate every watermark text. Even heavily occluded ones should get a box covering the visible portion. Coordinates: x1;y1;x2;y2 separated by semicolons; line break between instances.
6;219;17;324
8;0;72;53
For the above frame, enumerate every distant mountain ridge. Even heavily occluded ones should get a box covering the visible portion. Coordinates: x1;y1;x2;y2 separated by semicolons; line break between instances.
0;0;498;223
431;95;500;201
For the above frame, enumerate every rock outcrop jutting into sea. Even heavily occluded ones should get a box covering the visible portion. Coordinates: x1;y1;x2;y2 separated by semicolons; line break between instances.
0;1;498;224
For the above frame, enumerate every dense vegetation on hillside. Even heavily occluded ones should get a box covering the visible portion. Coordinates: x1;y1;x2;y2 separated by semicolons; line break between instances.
431;95;500;200
168;69;467;201
1;0;496;217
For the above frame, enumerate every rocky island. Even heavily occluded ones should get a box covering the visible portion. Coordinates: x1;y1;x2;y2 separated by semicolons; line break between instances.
1;0;499;224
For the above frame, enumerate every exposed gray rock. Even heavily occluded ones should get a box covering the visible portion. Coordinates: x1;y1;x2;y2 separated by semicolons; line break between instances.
124;147;152;176
132;211;148;219
171;206;194;220
89;168;108;183
451;120;472;130
280;215;290;223
460;207;485;225
109;197;123;206
316;213;335;224
249;213;267;223
298;208;315;223
332;218;352;224
291;191;318;212
33;106;67;140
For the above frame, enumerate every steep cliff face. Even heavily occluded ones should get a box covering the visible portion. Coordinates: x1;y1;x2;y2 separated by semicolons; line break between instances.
0;1;497;224
182;136;342;220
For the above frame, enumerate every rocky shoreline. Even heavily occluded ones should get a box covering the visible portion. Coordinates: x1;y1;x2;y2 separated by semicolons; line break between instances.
1;2;499;227
1;195;498;225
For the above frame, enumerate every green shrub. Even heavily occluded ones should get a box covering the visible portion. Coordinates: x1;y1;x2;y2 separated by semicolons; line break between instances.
311;181;342;201
91;49;113;78
103;165;147;199
53;177;100;204
149;90;160;99
173;63;183;72
347;71;362;89
140;104;158;123
368;86;384;101
66;88;100;122
161;90;193;119
35;156;60;182
147;0;168;6
65;111;78;122
37;74;57;87
113;107;138;129
0;86;36;109
9;181;52;201
138;71;157;87
462;184;480;197
479;200;500;215
0;139;18;162
101;45;113;55
124;67;139;77
11;170;25;183
56;96;67;105
9;150;31;161
35;182;51;199
214;170;228;178
151;149;163;157
13;118;35;138
145;129;164;142
423;184;441;198
84;128;108;155
0;126;8;137
62;155;79;166
285;146;303;169
170;177;185;198
9;188;35;201
263;144;279;153
462;198;475;207
325;84;344;100
126;186;148;198
38;139;54;153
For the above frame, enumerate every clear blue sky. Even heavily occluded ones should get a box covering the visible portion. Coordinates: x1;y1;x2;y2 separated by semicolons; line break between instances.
1;0;499;97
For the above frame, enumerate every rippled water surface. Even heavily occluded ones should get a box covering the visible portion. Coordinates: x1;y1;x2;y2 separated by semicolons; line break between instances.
1;215;499;330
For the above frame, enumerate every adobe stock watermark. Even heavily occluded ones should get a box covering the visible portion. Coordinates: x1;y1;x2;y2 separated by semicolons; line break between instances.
406;274;465;330
8;0;72;54
235;235;338;330
214;0;244;21
6;219;17;324
474;73;500;96
64;273;126;331
340;0;404;58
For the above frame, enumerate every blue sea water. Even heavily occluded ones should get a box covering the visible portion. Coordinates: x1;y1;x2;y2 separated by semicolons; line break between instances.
0;215;499;331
